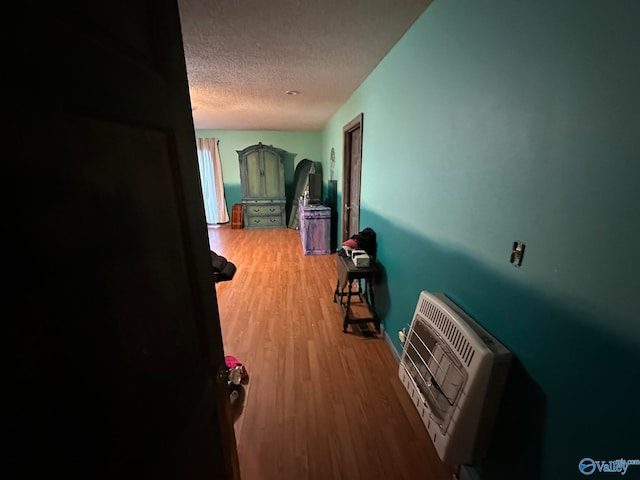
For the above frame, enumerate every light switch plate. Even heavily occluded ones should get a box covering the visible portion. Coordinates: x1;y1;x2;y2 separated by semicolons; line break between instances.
510;241;526;267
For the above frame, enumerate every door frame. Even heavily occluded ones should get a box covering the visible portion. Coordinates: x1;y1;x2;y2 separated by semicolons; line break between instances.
341;113;364;242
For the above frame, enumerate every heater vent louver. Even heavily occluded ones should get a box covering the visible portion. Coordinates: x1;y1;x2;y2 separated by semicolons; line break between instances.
398;291;512;465
418;296;476;367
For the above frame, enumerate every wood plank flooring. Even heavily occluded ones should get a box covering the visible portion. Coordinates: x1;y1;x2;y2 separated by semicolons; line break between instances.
208;225;454;480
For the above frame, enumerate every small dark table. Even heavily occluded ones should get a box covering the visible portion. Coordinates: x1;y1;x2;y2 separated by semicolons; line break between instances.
333;254;380;333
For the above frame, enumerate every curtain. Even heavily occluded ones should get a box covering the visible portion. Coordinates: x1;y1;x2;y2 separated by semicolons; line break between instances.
196;137;230;224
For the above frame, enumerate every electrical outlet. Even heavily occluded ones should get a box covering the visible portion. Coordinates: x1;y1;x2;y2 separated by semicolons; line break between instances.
398;329;406;343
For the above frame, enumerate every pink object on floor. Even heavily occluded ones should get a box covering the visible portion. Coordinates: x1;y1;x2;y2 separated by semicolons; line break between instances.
225;355;249;381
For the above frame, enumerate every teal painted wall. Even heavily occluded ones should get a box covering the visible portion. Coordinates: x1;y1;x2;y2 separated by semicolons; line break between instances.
195;130;322;213
321;0;639;479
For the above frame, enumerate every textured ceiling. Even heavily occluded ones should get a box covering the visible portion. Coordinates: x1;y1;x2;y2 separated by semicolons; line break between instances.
177;0;432;131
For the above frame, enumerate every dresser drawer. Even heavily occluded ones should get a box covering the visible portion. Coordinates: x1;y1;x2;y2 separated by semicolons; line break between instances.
245;215;284;228
244;204;283;216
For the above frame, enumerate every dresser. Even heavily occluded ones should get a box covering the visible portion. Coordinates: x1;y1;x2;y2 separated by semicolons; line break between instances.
238;143;286;228
298;199;331;255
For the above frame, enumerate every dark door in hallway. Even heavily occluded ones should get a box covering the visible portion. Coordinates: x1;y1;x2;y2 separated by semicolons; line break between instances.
342;113;364;242
8;2;240;479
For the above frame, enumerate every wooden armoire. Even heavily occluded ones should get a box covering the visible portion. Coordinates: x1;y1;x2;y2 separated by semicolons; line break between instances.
238;143;286;228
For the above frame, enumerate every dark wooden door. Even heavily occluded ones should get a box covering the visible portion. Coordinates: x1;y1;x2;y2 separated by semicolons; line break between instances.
342;113;364;241
8;2;240;479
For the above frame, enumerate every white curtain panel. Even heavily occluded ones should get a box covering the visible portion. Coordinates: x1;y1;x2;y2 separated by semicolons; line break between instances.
196;137;230;224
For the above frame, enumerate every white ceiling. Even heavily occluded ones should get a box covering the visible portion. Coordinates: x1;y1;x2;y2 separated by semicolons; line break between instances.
177;0;432;131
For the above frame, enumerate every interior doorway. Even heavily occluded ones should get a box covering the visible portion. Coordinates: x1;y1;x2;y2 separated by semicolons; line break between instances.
341;113;364;242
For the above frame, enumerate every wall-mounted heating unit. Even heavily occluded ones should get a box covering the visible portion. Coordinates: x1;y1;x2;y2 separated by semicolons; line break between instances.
398;291;512;465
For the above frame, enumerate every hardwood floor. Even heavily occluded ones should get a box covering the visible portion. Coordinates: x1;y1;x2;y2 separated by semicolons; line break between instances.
208;225;454;480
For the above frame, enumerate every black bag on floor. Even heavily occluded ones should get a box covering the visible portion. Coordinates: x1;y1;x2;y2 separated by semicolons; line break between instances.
210;250;237;282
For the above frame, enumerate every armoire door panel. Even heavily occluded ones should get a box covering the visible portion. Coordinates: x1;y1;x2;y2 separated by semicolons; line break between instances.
262;151;283;198
245;151;264;198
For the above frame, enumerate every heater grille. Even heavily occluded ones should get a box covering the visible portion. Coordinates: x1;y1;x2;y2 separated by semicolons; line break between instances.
418;296;476;367
399;291;512;465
